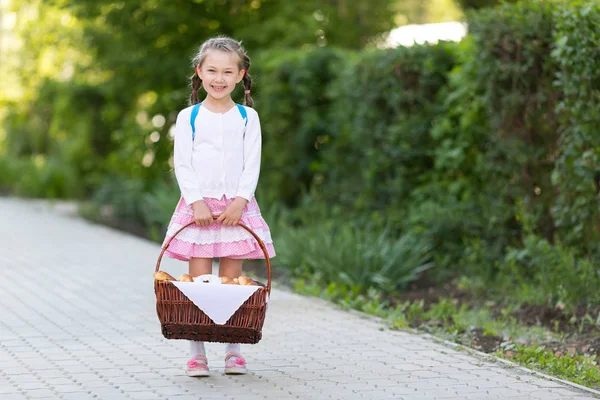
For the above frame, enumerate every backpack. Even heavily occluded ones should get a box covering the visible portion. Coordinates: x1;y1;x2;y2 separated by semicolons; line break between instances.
189;102;248;141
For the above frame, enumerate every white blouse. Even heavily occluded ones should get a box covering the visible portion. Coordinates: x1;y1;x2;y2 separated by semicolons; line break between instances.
173;104;262;206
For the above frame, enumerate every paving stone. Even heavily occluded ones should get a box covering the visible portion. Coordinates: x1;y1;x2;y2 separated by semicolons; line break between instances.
2;394;32;400
87;387;129;398
126;391;162;399
116;382;152;392
25;388;59;398
11;381;47;391
0;386;20;394
59;393;97;400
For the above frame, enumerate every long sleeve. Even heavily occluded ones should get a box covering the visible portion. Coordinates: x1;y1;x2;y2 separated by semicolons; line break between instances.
173;109;204;206
235;110;262;201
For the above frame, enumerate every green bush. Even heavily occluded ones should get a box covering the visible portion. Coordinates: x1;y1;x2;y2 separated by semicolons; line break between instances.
140;180;181;241
273;219;434;294
2;79;115;198
466;0;559;242
253;47;348;208
408;1;569;281
0;153;81;198
0;155;19;193
315;42;458;218
551;1;600;255
498;233;600;308
91;177;148;228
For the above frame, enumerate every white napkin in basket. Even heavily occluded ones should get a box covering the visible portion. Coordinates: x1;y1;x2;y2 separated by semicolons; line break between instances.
170;282;266;325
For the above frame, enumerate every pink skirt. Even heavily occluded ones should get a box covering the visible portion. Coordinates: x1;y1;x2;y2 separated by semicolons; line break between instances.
161;196;276;261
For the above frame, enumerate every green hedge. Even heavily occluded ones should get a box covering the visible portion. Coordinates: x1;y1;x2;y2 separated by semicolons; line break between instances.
315;42;458;218
409;0;560;278
253;48;348;208
552;1;600;255
468;0;558;242
1;79;111;198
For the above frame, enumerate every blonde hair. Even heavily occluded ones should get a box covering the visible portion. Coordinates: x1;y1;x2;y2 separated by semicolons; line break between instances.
189;36;253;107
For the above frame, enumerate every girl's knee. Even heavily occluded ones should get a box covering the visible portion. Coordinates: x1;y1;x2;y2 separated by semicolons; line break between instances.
189;257;212;275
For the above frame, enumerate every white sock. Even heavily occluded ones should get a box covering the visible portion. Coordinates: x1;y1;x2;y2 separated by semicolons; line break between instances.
189;341;206;358
225;343;240;356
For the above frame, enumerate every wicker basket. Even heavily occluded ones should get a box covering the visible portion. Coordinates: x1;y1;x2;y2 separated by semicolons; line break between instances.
154;218;271;344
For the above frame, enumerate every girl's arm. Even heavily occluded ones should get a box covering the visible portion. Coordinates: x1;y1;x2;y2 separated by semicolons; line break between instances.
235;110;262;202
173;110;204;206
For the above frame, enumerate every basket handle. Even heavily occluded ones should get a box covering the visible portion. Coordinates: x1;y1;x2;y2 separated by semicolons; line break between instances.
155;216;272;294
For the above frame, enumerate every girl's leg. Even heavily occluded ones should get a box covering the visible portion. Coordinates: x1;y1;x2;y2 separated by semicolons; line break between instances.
189;257;212;277
187;258;212;376
190;341;206;358
219;257;247;374
218;257;243;279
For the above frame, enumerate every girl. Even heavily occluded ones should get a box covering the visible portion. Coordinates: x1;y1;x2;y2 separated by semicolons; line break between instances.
161;36;276;377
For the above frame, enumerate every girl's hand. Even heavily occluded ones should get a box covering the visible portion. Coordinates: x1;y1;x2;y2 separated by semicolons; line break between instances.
217;197;248;226
192;200;213;227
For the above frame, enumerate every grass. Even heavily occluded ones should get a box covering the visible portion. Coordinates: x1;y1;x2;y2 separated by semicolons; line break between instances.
500;344;600;388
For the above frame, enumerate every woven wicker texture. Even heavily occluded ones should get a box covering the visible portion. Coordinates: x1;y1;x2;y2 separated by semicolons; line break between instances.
155;218;271;343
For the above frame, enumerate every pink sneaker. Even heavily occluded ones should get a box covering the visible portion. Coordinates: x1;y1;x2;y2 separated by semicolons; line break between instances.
224;353;247;375
186;355;210;377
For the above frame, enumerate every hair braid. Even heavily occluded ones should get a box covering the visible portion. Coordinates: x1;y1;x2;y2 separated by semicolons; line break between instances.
189;73;202;106
242;55;254;107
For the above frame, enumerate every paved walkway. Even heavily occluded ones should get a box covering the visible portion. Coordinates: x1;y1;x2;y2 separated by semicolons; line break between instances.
0;197;598;400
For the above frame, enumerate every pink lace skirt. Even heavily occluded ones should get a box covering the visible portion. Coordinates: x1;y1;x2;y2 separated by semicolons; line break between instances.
161;196;276;261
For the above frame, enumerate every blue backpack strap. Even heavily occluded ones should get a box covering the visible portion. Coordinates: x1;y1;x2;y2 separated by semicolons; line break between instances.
190;103;246;141
190;102;201;141
236;104;248;137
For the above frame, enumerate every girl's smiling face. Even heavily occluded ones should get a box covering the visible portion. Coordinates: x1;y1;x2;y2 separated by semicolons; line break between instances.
197;50;245;101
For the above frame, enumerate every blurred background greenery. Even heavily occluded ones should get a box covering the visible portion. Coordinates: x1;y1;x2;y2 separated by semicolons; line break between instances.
1;0;598;312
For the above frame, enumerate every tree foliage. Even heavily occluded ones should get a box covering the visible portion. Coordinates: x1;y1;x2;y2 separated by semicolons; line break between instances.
455;0;518;10
1;0;400;199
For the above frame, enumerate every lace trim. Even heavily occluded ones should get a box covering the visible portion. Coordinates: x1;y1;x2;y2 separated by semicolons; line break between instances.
166;223;273;245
